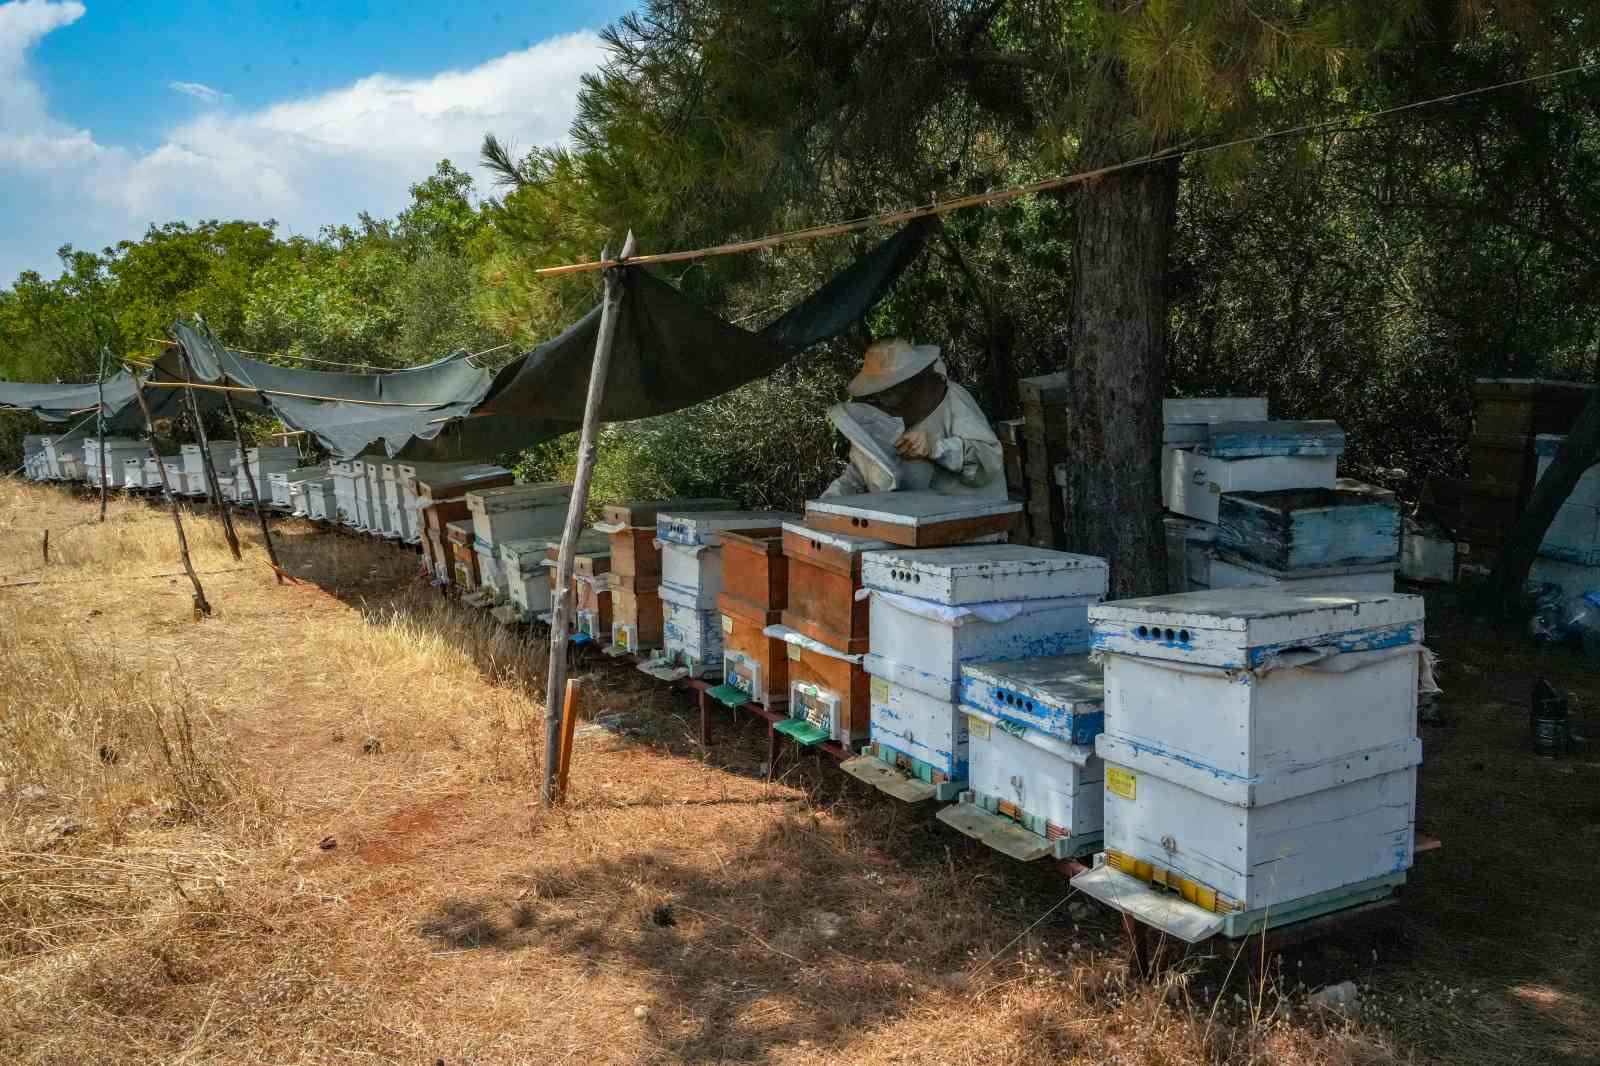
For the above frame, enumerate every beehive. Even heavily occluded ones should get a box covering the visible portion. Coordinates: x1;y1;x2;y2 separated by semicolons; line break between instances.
445;521;480;591
181;441;239;488
499;539;553;620
1075;589;1425;940
713;529;788;707
22;436;44;480
1163;515;1216;592
83;437;146;488
304;477;337;520
1165;448;1339;525
847;546;1108;803
598;499;737;580
1208;554;1395;594
330;460;363;524
122;457;146;489
573;550;613;640
765;625;869;747
270;466;329;512
1218;481;1398;572
400;462;510;544
611;573;664;653
802;491;1019;547
779;523;889;654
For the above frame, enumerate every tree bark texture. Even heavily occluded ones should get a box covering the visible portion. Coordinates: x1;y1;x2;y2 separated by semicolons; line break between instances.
1484;388;1600;614
1060;72;1179;598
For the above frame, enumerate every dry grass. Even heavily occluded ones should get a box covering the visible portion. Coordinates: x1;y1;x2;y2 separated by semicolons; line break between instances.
0;480;1593;1064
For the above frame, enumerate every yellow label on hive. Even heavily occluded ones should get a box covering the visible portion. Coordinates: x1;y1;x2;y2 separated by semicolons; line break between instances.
870;677;889;702
1107;767;1137;800
966;714;991;741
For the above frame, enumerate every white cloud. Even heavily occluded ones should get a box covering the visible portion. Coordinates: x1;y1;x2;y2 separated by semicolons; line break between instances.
168;80;228;103
0;2;604;280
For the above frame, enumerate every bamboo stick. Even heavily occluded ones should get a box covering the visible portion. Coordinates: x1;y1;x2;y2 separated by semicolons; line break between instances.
541;231;634;808
127;370;210;617
137;379;442;408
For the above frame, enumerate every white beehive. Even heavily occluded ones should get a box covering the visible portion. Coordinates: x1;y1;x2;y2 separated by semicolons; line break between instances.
660;582;724;678
236;446;300;491
122;456;146;488
270;466;328;511
1076;588;1425;939
467;483;572;545
218;475;239;502
656;510;798;606
1209;555;1395;594
83;437;145;487
329;460;361;524
861;546;1108;699
944;654;1107;861
867;675;967;783
499;539;551;620
1162;397;1268;445
181;441;239;479
22;436;44;480
1166;449;1338;524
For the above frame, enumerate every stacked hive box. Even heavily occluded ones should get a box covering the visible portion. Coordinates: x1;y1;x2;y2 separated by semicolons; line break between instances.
330;459;363;525
1159;398;1267;590
713;528;789;708
463;483;572;607
520;533;613;630
1074;588;1425;942
162;456;186;492
83;437;146;489
121;457;146;489
41;434;83;481
304;474;337;520
595;499;735;655
848;545;1105;803
572;548;612;639
642;510;797;679
182;441;238;497
396;462;502;545
941;653;1106;860
1523;434;1600;594
1018;373;1071;547
415;466;514;585
445;521;480;590
232;446;300;504
269;466;330;512
1214;480;1399;593
22;436;44;480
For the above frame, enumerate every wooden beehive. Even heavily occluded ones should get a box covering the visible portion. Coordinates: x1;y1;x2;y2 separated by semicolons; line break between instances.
779;522;887;654
802;491;1019;548
599;498;738;582
611;572;664;652
718;607;788;707
445;521;479;590
781;631;870;749
574;550;612;638
718;528;787;617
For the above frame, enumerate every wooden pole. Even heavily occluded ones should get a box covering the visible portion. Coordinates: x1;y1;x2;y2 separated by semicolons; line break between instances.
128;372;210;617
555;678;581;803
96;347;108;522
222;388;283;583
541;231;633;807
175;343;242;560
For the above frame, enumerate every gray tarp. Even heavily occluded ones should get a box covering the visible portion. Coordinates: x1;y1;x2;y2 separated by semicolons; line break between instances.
157;321;494;459
0;367;192;430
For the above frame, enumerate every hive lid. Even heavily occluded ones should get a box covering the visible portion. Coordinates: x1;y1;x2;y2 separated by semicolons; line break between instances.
780;521;892;554
960;654;1104;708
1161;397;1268;426
657;510;800;546
1089;588;1424;668
805;491;1018;528
466;482;572;512
1204;420;1345;459
862;545;1108;605
603;498;738;528
274;465;330;484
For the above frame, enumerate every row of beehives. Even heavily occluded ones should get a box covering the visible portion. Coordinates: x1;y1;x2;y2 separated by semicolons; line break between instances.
494;488;1425;945
1141;399;1434;595
22;437;1427;943
24;433;318;506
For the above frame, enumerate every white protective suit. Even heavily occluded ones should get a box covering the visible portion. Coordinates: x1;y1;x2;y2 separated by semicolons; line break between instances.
823;378;1007;499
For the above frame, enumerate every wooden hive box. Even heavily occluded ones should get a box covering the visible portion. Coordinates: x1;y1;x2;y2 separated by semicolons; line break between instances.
611;572;664;653
574;550;613;639
778;522;888;654
771;627;870;749
1216;480;1399;572
444;521;479;590
710;528;790;705
802;491;1019;548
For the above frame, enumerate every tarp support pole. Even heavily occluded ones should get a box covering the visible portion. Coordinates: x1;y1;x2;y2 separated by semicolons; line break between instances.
96;347;107;523
176;341;242;561
129;370;210;617
222;388;283;583
541;231;634;808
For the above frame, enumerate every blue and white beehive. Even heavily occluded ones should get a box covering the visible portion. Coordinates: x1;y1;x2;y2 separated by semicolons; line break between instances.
1073;588;1425;942
939;654;1106;861
1167;421;1343;525
849;546;1107;802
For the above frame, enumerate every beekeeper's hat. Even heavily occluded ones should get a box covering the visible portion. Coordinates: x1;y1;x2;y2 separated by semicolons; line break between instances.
847;338;941;398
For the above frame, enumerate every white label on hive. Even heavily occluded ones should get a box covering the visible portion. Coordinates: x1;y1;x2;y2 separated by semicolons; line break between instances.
721;614;734;634
787;641;801;661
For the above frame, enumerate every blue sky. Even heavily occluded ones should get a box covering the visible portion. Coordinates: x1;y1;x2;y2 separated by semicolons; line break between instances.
0;0;635;283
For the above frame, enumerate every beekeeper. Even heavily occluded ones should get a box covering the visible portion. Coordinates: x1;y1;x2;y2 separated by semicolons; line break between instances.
822;338;1006;498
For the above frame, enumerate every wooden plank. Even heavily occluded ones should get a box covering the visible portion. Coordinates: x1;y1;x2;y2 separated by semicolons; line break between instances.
719;528;788;615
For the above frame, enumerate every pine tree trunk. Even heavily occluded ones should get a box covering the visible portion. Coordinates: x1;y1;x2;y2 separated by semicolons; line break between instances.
1059;73;1179;597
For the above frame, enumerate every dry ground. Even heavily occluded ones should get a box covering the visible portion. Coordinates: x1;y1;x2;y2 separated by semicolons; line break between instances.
0;480;1595;1065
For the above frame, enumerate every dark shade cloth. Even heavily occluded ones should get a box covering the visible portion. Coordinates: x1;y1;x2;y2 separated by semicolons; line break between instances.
156;321;495;459
427;216;938;459
0;371;136;423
